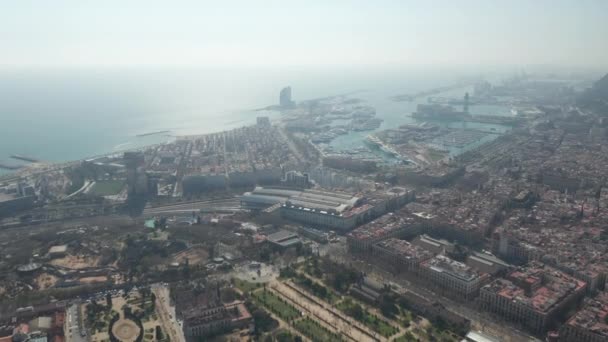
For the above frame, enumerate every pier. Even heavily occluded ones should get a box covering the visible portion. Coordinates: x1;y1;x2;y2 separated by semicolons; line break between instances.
10;154;40;163
465;115;525;126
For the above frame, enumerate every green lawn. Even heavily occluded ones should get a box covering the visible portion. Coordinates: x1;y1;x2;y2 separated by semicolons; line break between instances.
396;306;413;328
394;332;418;342
252;289;302;322
233;278;262;293
89;180;125;196
294;317;342;342
337;298;398;338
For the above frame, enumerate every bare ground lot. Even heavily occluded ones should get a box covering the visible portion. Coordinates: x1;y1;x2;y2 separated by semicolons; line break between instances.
50;254;101;269
34;273;59;290
171;246;209;265
79;276;108;284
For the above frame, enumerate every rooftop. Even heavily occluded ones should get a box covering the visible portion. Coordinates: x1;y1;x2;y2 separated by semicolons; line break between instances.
414;234;454;251
48;245;68;254
266;230;301;247
482;263;587;313
564;291;608;338
242;186;360;212
374;238;434;261
421;255;483;282
347;213;414;241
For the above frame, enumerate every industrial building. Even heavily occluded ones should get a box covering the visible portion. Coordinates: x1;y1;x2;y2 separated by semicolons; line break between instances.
242;186;375;231
480;262;587;334
241;186;415;231
241;186;360;211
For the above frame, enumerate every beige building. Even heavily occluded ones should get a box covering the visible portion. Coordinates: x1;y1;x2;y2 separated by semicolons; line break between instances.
372;238;434;274
480;262;587;334
347;213;420;252
559;291;608;342
419;255;490;300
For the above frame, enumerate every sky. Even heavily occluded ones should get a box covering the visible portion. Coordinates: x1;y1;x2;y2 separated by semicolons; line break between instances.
1;0;607;69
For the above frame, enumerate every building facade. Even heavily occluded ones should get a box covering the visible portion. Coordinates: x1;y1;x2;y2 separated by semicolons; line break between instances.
419;255;490;300
479;262;587;334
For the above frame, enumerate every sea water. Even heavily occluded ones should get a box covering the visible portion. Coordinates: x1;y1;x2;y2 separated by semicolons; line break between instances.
0;66;511;174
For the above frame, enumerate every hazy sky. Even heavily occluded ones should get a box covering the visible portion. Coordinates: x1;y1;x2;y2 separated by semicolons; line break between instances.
2;0;607;68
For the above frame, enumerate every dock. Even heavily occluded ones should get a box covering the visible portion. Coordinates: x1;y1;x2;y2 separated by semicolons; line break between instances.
465;115;525;126
135;130;170;137
10;154;39;163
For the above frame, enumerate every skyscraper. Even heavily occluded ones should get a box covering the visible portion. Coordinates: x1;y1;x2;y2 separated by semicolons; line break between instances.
279;86;295;108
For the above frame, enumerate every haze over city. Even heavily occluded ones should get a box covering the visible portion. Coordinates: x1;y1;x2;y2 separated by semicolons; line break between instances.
1;0;608;68
2;2;608;342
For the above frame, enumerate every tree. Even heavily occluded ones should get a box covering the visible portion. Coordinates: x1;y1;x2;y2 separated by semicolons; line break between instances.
106;292;113;309
276;331;294;342
379;294;398;319
347;302;364;321
403;331;416;341
155;325;163;340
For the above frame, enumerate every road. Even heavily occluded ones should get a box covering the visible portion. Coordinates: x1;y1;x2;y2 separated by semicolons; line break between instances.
152;285;186;342
277;125;305;163
65;303;88;342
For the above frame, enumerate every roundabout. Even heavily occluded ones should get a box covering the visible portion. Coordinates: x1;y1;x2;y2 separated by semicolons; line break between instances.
111;319;141;342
